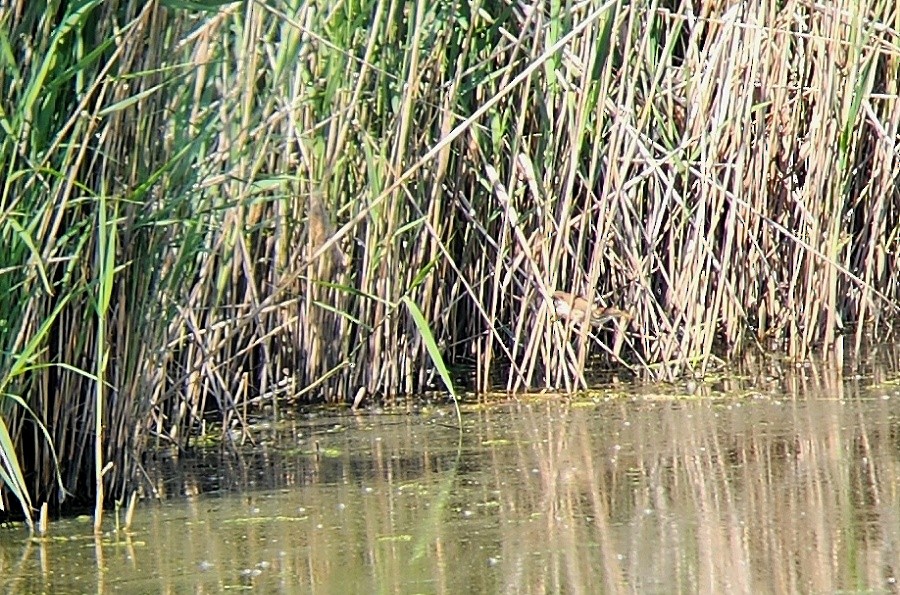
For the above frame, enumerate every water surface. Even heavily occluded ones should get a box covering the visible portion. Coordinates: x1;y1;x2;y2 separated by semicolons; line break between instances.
4;367;900;593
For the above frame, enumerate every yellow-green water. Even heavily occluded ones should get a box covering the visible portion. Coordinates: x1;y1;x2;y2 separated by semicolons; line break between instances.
3;372;900;593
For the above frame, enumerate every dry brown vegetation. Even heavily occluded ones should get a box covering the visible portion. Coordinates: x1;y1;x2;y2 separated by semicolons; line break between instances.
1;0;898;522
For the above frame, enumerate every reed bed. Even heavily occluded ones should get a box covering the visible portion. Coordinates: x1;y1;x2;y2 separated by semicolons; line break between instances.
0;0;898;520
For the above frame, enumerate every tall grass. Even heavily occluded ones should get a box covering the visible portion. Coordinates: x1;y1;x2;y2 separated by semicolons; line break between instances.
0;0;898;520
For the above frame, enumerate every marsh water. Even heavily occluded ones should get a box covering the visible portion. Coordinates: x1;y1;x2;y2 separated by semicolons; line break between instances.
4;360;900;593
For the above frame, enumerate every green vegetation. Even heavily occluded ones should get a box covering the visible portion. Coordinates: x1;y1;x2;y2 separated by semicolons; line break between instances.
1;0;898;525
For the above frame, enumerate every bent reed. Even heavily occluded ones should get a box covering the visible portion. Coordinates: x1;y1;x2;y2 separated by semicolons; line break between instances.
1;0;898;522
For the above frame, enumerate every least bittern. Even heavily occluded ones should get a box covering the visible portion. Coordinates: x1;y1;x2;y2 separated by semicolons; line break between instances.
551;291;632;327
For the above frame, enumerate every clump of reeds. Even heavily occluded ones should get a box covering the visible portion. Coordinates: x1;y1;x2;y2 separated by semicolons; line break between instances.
1;0;898;523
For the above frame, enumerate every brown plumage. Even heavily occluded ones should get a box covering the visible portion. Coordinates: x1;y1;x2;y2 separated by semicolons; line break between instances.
551;291;632;327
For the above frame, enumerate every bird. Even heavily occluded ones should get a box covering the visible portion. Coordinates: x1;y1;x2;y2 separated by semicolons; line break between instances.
551;291;632;327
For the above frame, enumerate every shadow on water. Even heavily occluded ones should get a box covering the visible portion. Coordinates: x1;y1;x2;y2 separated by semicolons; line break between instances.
3;351;900;593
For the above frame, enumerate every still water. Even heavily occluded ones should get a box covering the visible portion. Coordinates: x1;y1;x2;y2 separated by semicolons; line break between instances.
3;367;900;593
